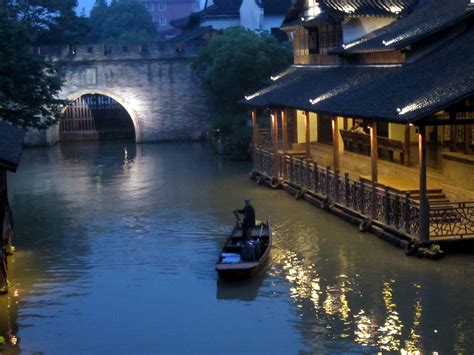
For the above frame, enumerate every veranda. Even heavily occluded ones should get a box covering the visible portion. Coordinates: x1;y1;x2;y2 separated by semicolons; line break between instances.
251;109;474;247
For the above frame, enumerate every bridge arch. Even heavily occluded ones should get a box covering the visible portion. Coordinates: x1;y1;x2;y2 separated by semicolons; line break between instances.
61;89;141;143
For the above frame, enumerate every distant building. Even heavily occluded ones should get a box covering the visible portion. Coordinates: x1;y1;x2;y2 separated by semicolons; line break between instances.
0;121;24;294
139;0;200;37
170;0;291;37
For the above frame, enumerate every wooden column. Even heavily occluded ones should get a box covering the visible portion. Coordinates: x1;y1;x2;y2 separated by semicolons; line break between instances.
304;111;311;159
370;122;378;183
418;125;429;243
272;110;279;178
281;110;288;180
450;125;456;151
404;124;411;166
465;124;471;154
251;110;258;158
332;117;340;171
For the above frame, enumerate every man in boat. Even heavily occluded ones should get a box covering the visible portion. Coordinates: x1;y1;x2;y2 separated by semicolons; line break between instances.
233;197;256;244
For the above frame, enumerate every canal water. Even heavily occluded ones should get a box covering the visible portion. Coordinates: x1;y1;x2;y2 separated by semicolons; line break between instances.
1;141;474;354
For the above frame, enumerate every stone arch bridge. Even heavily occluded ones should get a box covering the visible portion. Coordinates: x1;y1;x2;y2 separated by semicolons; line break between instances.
25;42;211;145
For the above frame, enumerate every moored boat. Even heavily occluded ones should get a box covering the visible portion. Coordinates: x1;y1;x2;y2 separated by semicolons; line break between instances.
216;222;272;280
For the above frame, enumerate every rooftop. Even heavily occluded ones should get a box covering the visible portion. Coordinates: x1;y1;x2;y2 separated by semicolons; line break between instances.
243;25;474;124
321;0;417;17
337;0;472;53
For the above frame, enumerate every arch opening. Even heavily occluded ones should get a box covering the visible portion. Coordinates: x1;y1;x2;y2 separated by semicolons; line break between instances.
60;94;136;142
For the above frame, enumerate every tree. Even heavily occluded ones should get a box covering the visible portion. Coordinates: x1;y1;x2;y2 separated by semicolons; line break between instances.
193;28;292;159
88;0;159;44
15;0;89;45
192;28;292;113
0;4;64;129
88;0;109;42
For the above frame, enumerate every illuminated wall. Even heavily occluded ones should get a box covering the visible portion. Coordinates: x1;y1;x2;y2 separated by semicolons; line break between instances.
296;110;318;144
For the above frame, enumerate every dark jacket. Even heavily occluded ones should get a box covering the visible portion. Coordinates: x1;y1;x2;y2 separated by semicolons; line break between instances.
238;204;255;227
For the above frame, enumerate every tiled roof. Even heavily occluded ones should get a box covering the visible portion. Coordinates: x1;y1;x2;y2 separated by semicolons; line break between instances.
282;0;414;28
321;0;417;17
337;0;472;53
242;26;474;124
281;12;334;31
0;122;25;172
170;0;241;29
208;0;241;16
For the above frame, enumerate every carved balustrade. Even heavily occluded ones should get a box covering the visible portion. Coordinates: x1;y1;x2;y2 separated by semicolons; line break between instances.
254;149;472;240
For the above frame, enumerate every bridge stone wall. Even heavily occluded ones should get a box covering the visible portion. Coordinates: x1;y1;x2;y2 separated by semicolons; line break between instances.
25;42;212;145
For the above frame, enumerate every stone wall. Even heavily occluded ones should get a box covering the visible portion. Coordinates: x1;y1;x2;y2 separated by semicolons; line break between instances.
29;43;212;145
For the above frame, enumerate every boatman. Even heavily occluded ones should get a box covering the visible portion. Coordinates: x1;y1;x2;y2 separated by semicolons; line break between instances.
233;197;256;244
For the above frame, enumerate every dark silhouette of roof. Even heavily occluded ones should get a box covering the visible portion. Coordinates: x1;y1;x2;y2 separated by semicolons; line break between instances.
171;0;291;29
205;0;242;17
258;0;292;15
337;0;472;53
0;122;25;172
170;0;241;29
242;26;474;124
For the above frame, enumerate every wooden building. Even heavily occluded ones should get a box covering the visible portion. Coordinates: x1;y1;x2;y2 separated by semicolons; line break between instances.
243;0;474;251
0;122;25;293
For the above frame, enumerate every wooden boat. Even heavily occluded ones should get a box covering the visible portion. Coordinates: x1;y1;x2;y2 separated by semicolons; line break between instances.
216;222;272;280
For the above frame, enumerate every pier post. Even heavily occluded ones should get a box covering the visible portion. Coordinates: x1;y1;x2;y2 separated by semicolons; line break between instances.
370;122;378;183
271;110;279;179
418;125;430;243
404;124;411;166
251;110;258;162
305;111;311;159
282;110;288;180
332;117;340;171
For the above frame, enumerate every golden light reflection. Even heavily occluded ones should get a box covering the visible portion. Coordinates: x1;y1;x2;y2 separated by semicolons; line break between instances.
322;279;351;321
272;248;426;353
403;298;422;353
354;310;377;346
377;281;403;351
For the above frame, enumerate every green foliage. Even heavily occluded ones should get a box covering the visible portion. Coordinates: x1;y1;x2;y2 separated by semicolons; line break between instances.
213;113;252;160
193;28;291;159
192;27;292;113
430;244;442;253
14;0;90;44
0;4;65;129
88;0;159;44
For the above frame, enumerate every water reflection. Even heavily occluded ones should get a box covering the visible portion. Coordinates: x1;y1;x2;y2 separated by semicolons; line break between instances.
2;141;474;353
269;245;428;353
216;273;265;301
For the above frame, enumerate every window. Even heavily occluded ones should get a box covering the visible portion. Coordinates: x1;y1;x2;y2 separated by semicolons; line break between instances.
308;28;319;54
122;45;129;52
146;3;154;11
159;17;167;26
158;2;166;11
87;46;94;54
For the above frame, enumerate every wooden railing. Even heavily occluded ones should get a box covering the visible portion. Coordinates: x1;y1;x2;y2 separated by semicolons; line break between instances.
429;202;474;238
255;148;474;240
